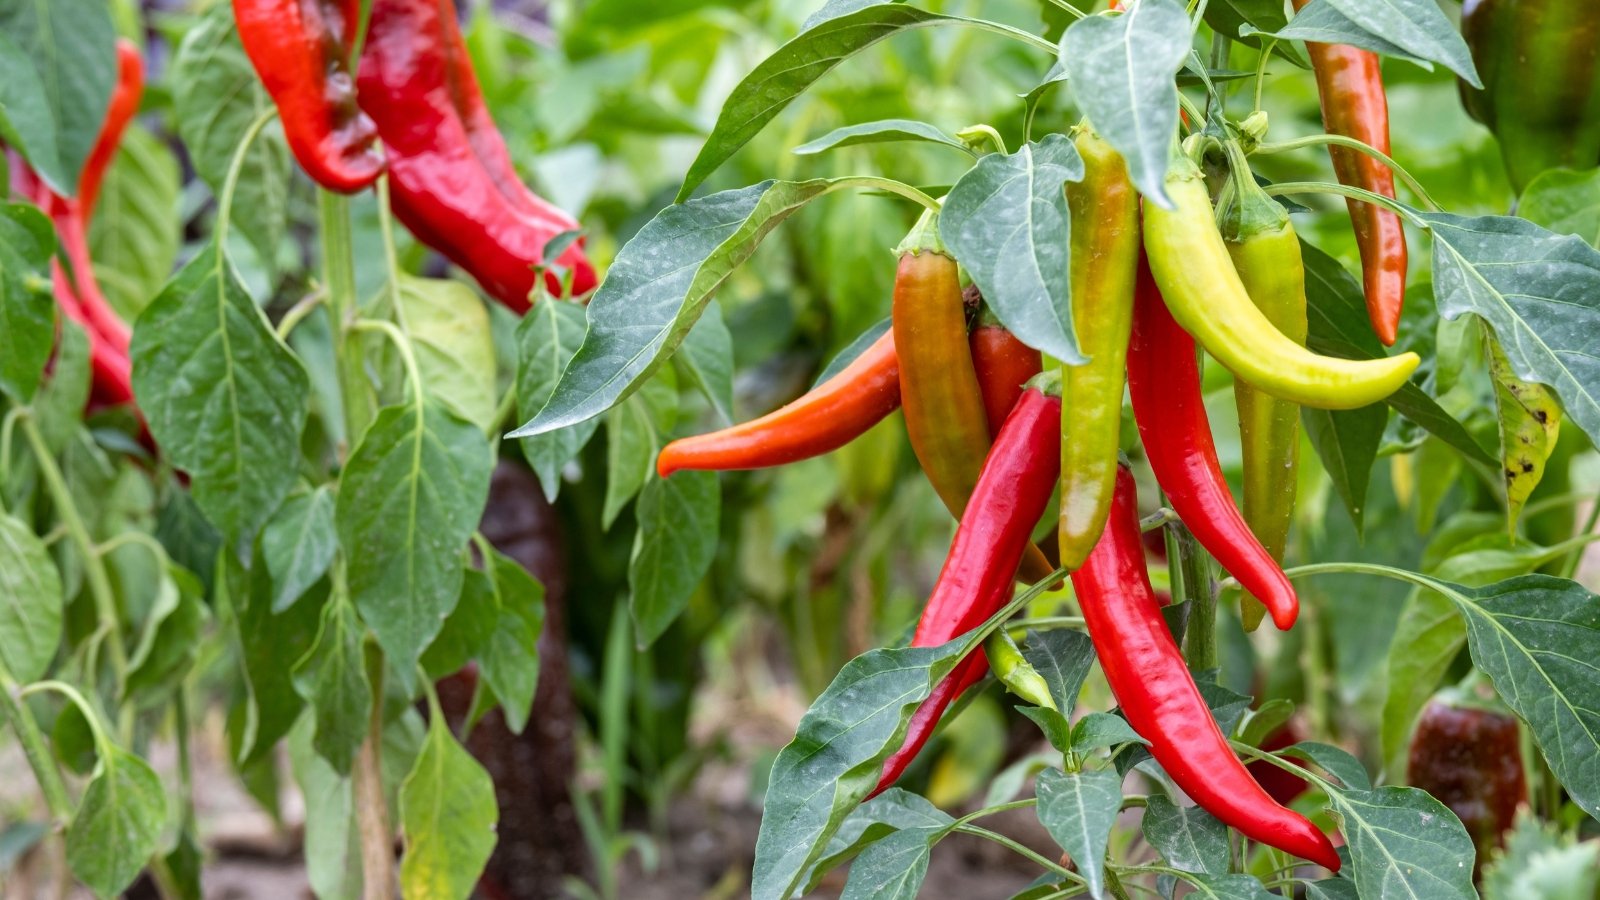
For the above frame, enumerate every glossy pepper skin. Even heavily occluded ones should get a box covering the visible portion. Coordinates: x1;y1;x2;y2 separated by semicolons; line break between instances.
1291;0;1408;345
1407;695;1526;873
968;309;1042;435
234;0;384;193
871;384;1063;797
1127;254;1299;632
1218;145;1306;632
656;331;900;476
1075;465;1340;872
1460;0;1600;193
1058;126;1139;571
358;0;596;309
1142;157;1419;409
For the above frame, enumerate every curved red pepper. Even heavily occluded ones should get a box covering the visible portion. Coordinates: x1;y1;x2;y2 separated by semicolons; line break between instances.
1291;0;1407;345
357;0;597;309
1126;254;1298;631
657;332;899;476
871;384;1062;796
234;0;384;193
969;316;1042;435
1075;465;1340;871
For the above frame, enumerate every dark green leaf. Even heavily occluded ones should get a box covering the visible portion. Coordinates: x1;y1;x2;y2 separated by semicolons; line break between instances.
0;202;57;402
0;0;115;194
1071;712;1146;753
261;487;336;613
421;567;498;681
130;242;309;540
673;299;734;424
336;400;493;681
839;825;940;900
0;31;65;192
630;468;718;646
1302;403;1385;535
814;319;891;388
0;512;61;683
1142;795;1230;875
751;642;967;900
1059;0;1190;207
1274;2;1436;73
392;275;498;431
1184;874;1280;899
805;788;953;893
231;550;321;764
1282;741;1371;793
1327;785;1476;899
65;746;168;899
478;550;544;735
398;708;498;900
796;119;975;157
125;565;206;703
1021;628;1094;715
1035;767;1122;897
1321;0;1479;86
515;299;599;503
1420;212;1600;445
601;367;677;528
292;597;371;775
939;135;1085;362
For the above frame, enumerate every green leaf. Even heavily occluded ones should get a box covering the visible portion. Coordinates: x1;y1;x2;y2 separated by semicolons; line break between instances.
514;299;599;502
1142;795;1229;875
1020;628;1094;715
421;566;498;681
288;718;363;900
0;202;58;402
292;597;371;775
1071;712;1146;753
392;275;498;432
1321;0;1479;87
939;135;1086;363
130;242;309;540
0;31;65;193
1058;0;1190;207
673;299;734;424
1185;874;1281;899
231;549;321;764
261;487;337;613
0;0;115;194
1302;403;1385;535
1300;220;1492;469
1380;592;1464;771
1326;785;1476;900
0;511;62;682
336;400;493;680
1035;767;1122;898
399;708;498;900
1282;741;1371;793
813;318;890;388
65;746;168;899
124;565;206;703
1519;167;1600;247
630;469;719;646
478;549;544;734
1421;211;1600;447
88;125;182;320
170;3;289;272
839;825;940;900
512;178;905;438
795;119;975;157
1273;2;1436;73
1481;813;1600;900
804;788;953;893
751;641;968;900
601;367;677;528
675;4;1040;200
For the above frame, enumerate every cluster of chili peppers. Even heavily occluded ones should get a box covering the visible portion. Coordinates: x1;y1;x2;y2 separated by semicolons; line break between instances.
659;58;1421;862
8;40;145;415
234;0;596;309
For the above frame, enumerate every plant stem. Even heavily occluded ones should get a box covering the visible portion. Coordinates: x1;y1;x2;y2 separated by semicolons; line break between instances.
0;664;72;826
1172;523;1217;673
355;641;395;900
1558;492;1600;580
19;413;126;691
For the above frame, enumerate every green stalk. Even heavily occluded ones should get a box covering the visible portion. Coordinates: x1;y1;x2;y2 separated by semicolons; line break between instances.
0;663;72;825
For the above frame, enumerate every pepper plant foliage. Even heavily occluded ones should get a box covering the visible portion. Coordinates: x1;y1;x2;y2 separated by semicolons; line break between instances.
512;1;1600;898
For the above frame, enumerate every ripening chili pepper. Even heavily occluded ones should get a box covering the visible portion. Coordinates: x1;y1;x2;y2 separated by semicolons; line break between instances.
968;308;1041;435
1058;125;1139;572
1142;156;1419;409
1217;142;1306;632
1075;465;1341;871
1459;0;1600;193
1407;693;1526;875
1126;253;1299;631
234;0;384;193
871;381;1063;797
1290;0;1408;345
894;212;1055;583
79;41;144;220
984;629;1056;710
656;331;899;477
358;0;597;309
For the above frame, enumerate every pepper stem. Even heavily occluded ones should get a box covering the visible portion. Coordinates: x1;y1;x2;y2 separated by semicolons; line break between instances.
894;203;947;257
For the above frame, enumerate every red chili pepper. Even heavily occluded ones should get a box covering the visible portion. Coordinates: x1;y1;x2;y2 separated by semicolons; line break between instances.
234;0;384;194
969;312;1042;435
656;331;899;477
1074;465;1340;871
79;41;144;219
870;382;1063;796
358;0;597;309
1291;0;1407;346
1126;253;1298;631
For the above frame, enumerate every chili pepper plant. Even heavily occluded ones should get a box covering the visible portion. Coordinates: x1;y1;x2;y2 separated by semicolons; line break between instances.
1;0;1600;897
